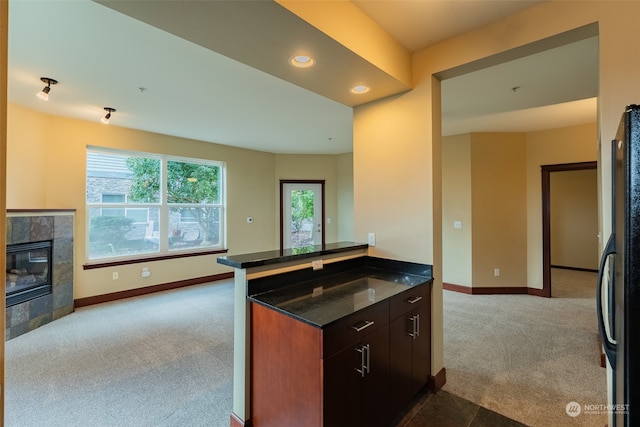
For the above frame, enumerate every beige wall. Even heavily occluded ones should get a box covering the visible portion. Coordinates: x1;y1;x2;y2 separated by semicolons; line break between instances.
526;123;598;287
442;134;472;286
354;1;638;379
7;103;351;299
354;87;434;262
443;125;596;289
337;152;355;242
550;168;598;270
471;132;527;287
5;105;50;206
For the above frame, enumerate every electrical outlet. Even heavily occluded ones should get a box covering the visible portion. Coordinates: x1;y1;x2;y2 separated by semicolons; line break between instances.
141;267;151;278
494;268;500;277
312;259;323;270
112;272;119;280
368;233;376;246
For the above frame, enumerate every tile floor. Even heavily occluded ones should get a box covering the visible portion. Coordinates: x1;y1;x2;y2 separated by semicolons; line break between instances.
393;389;527;427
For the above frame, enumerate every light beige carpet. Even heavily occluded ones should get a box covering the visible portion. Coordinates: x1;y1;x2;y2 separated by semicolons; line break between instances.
5;280;235;426
442;268;607;427
6;270;606;426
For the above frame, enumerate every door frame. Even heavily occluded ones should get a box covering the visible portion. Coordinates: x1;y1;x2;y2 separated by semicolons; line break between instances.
541;161;597;297
279;179;325;250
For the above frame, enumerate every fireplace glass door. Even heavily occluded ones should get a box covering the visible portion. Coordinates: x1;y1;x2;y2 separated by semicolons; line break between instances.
6;240;52;307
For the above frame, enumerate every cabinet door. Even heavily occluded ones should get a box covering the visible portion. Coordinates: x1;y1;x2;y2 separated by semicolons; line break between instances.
389;314;415;416
389;300;431;415
323;342;361;427
323;324;390;427
411;301;431;392
360;323;390;427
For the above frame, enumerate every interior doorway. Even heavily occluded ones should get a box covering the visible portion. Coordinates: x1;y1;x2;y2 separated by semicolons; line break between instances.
280;180;325;249
541;161;597;297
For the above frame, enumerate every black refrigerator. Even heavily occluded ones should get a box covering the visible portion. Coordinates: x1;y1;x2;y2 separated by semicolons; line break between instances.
597;104;640;427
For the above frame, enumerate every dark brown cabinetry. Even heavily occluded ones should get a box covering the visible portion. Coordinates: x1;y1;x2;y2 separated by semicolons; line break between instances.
250;278;432;427
389;284;431;416
323;304;391;427
251;302;322;427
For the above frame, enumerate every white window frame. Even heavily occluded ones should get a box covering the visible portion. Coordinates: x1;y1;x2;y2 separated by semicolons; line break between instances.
86;147;226;263
100;193;150;224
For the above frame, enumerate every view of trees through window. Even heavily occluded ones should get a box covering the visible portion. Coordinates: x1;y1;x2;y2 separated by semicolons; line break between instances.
86;149;224;261
290;190;315;247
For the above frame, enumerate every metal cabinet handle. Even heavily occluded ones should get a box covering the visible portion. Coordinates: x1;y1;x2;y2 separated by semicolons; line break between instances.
407;315;416;337
355;346;365;377
408;314;420;339
355;344;370;377
407;295;423;304
363;344;370;374
351;320;375;332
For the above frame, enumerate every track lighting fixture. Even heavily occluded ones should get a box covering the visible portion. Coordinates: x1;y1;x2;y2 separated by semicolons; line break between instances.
36;77;58;101
101;107;116;124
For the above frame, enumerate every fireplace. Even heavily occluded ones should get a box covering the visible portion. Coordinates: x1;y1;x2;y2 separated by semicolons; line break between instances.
6;210;75;340
6;240;53;307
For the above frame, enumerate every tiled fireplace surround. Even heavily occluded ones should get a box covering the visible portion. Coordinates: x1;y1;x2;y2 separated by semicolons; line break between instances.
6;210;74;340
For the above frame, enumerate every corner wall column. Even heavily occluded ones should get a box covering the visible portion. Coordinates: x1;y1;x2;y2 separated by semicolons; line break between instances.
231;268;251;424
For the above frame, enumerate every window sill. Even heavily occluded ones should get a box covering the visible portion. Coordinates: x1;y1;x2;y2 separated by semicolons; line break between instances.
83;248;228;270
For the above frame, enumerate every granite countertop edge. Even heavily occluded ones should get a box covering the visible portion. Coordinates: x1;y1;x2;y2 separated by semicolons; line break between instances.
217;241;368;269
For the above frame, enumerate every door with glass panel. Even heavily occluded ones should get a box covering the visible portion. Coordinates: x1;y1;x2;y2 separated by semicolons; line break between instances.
281;181;324;249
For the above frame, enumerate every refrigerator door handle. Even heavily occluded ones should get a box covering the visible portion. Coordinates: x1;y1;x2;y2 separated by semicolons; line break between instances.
597;233;617;366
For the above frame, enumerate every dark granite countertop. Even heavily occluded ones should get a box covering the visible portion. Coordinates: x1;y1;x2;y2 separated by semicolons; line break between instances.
249;260;432;328
216;241;368;269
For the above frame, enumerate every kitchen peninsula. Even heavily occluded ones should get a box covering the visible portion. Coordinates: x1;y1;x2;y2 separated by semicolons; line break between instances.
217;242;433;427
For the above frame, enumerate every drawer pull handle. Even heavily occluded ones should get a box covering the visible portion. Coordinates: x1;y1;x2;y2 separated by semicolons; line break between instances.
408;314;420;339
355;344;370;377
407;295;423;304
351;320;375;332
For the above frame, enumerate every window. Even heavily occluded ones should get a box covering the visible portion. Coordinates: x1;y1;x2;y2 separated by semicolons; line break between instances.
86;148;225;261
101;194;150;223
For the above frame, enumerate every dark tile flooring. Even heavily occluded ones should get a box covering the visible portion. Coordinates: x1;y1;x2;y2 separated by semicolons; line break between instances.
392;389;527;427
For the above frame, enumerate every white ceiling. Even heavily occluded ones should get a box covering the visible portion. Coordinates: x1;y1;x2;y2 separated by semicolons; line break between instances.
441;33;598;136
7;0;598;155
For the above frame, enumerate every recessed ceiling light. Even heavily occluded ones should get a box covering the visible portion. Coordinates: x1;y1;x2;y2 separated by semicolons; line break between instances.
289;55;315;68
350;85;370;94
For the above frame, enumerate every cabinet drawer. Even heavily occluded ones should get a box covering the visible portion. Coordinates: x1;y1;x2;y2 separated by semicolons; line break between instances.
390;282;430;320
322;301;389;359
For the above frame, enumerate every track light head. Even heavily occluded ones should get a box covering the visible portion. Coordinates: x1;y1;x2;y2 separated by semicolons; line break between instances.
37;77;58;101
101;107;116;124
